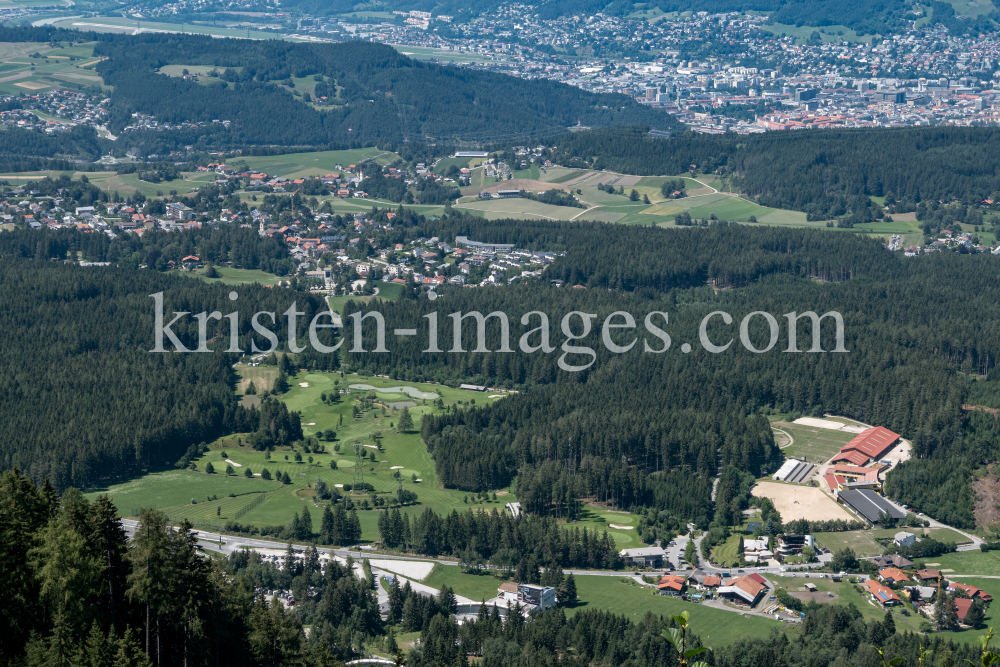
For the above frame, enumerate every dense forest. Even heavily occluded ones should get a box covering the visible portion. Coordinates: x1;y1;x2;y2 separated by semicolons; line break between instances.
7;29;677;149
5;214;1000;528
340;215;1000;528
0;254;329;490
549;126;1000;221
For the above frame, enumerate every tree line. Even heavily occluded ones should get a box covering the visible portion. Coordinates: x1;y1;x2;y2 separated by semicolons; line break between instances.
548;125;1000;220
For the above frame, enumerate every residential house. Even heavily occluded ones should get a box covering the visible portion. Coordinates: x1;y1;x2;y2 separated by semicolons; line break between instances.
955;598;975;625
166;202;194;220
776;534;812;560
879;568;910;584
743;537;773;563
864;579;902;607
657;575;687;596
894;532;917;547
949;582;993;602
912;569;942;584
873;554;914;569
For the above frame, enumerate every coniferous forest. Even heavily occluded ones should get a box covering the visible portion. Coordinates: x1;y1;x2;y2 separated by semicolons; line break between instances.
1;468;991;666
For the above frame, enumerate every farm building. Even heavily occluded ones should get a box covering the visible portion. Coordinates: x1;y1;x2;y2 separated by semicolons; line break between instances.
717;574;767;607
830;427;900;466
837;489;905;524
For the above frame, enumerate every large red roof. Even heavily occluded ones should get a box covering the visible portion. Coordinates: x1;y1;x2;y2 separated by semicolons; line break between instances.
837;427;899;461
831;449;871;466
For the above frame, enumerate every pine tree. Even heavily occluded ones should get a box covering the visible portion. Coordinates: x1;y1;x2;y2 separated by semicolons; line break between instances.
563;573;577;602
397;407;413;432
205;462;215;475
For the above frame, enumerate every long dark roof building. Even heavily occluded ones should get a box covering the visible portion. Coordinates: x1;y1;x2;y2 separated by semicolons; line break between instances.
838;489;906;523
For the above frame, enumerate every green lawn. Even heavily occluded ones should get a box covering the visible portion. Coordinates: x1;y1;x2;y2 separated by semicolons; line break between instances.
92;373;516;538
182;266;285;286
85;470;279;516
771;420;857;463
571;576;788;647
423;564;513;602
922;550;1000;576
813;531;883;557
233;148;395;180
453;198;585;221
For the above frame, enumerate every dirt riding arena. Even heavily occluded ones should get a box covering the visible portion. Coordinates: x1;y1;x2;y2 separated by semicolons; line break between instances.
790;590;839;604
752;482;854;522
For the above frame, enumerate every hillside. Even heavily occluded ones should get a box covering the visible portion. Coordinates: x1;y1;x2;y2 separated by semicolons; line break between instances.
83;33;678;150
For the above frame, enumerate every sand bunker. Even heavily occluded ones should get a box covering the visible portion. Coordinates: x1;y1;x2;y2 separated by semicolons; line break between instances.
225;459;242;467
609;524;634;530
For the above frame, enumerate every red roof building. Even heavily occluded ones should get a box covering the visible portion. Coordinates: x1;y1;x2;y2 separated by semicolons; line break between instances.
831;427;900;465
949;582;993;602
879;568;910;584
864;579;902;606
955;598;974;622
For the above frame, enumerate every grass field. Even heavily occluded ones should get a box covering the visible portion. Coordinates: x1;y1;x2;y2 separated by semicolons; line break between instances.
921;550;1000;576
232;148;395;180
813;531;883;556
52;17;285;40
454;198;585;221
869;526;971;545
423;564;514;602
571;577;787;647
85;470;279;516
768;575;932;631
771;420;857;463
182;266;285;286
0;41;103;95
759;23;877;44
89;373;520;538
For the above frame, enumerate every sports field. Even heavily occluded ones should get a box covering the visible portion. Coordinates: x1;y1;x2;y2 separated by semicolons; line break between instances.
811;530;882;556
85;470;279;516
771;420;856;463
752;482;854;523
89;373;517;539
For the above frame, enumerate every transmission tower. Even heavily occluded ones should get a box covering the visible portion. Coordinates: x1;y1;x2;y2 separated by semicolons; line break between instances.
353;442;365;489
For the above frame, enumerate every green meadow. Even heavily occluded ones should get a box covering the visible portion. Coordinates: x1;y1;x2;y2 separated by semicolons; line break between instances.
87;373;517;539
